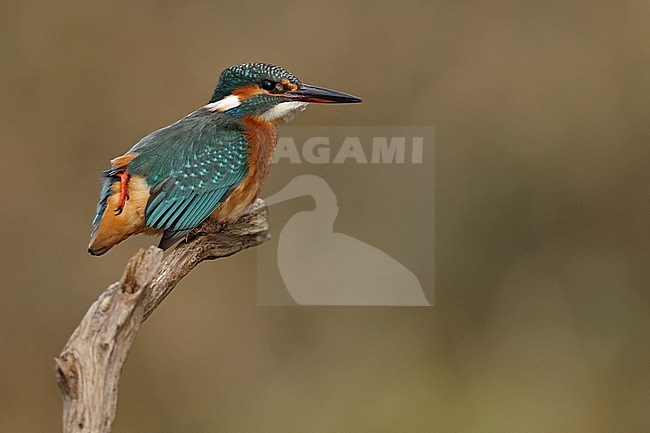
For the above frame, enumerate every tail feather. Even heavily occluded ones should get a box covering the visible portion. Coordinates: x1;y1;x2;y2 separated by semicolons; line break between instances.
91;170;118;238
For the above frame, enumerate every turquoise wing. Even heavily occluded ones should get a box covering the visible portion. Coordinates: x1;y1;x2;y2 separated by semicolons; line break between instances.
127;115;249;248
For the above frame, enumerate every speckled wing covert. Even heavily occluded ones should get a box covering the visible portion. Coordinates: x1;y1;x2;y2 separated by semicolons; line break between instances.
126;113;249;248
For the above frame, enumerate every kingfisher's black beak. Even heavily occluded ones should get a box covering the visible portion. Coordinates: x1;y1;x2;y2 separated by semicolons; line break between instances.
286;84;362;104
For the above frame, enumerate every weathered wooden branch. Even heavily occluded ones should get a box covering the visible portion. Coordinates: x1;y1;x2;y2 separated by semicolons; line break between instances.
55;199;269;433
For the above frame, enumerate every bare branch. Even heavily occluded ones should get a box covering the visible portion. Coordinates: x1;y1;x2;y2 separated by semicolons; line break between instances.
143;198;270;319
55;199;269;433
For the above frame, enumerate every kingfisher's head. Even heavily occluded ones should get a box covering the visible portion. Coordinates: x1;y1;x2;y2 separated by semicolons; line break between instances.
206;62;361;121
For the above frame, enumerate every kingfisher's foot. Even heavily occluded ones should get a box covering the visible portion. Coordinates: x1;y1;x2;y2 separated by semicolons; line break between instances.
218;218;228;232
114;170;131;216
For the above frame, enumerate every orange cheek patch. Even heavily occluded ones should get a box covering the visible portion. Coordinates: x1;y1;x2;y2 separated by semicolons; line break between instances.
233;84;265;99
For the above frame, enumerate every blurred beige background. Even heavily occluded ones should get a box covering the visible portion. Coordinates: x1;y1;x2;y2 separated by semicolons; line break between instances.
1;1;649;432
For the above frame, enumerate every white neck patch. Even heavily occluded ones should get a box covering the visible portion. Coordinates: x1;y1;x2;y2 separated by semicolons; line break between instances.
260;101;309;122
205;94;242;112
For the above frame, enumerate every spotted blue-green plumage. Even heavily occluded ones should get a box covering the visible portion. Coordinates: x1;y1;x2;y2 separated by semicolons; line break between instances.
126;110;249;246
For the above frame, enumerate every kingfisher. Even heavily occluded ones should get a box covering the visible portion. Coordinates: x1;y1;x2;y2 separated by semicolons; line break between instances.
88;62;361;255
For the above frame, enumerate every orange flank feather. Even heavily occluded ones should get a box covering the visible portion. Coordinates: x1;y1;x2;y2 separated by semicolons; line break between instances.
212;116;277;222
88;175;157;255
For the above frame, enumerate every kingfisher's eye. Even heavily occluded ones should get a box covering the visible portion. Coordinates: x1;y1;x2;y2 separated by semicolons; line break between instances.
260;79;276;91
